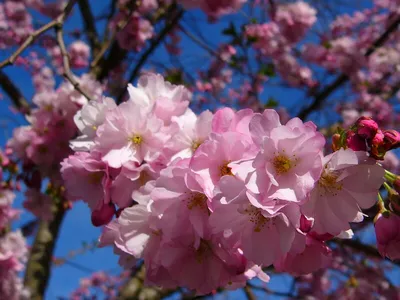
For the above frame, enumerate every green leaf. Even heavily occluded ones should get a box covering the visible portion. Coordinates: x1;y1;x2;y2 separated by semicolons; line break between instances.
264;97;278;108
222;22;237;37
258;63;275;77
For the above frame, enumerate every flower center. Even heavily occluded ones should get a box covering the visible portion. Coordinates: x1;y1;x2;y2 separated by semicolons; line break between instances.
186;192;208;211
244;205;271;232
195;239;211;263
191;140;202;151
220;161;233;177
88;172;103;184
273;154;293;175
318;169;343;196
130;135;143;145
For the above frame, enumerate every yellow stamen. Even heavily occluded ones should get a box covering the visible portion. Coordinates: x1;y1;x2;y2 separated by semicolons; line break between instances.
220;161;233;177
318;169;343;196
273;154;292;175
130;135;143;145
244;206;271;232
192;140;202;151
186;192;208;211
88;172;103;185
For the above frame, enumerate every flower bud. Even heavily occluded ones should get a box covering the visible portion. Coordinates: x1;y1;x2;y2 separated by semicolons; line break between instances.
384;130;400;151
331;133;341;151
374;212;400;260
91;202;116;227
346;131;367;151
355;116;378;139
371;130;386;160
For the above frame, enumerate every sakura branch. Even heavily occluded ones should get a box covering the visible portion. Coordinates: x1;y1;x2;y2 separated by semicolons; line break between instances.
0;0;77;69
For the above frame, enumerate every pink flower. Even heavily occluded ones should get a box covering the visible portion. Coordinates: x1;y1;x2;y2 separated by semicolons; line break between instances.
375;212;400;260
93;100;167;168
179;0;247;19
301;149;384;235
68;41;90;68
23;189;53;221
166;109;213;160
0;191;19;230
247;115;325;204
209;178;297;266
71;97;117;151
274;233;331;275
212;107;255;138
275;1;317;43
61;151;110;210
151;159;211;241
127;73;191;125
110;161;158;209
190;131;256;197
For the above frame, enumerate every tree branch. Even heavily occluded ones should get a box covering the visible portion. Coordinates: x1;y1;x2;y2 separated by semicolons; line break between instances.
78;0;100;55
0;70;30;113
23;198;68;300
0;0;77;69
117;7;184;103
298;14;400;120
55;22;92;101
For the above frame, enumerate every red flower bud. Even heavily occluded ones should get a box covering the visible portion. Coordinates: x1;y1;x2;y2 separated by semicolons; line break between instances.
91;202;116;227
346;131;367;151
371;130;386;160
355;116;378;139
383;130;400;151
331;133;341;151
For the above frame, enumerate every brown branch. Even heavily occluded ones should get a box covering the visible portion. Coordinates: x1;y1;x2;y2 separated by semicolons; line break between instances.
0;0;77;69
117;7;184;103
333;238;400;267
90;1;139;74
78;0;100;55
0;70;30;113
23;198;68;300
298;14;400;120
243;285;257;300
55;23;92;101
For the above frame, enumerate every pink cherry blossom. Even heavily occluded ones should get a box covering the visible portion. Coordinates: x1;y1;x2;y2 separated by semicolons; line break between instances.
301;149;385;235
375;212;400;260
93;100;168;168
23;189;53;221
61;151;110;210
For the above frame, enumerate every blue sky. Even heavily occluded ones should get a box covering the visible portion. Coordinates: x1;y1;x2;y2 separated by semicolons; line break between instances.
1;1;399;299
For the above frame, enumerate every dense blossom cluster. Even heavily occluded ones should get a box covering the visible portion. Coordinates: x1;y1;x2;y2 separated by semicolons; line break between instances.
1;0;400;298
7;75;103;221
61;73;387;294
0;152;29;300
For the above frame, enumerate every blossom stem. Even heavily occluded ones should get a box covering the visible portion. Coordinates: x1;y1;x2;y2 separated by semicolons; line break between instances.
384;169;397;183
377;193;388;213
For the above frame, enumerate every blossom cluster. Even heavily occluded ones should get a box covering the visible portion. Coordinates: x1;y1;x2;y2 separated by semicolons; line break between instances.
7;75;103;221
245;1;316;87
61;73;385;294
0;151;29;300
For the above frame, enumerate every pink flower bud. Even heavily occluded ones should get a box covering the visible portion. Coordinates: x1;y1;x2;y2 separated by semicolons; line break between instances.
384;130;400;151
346;131;367;151
91;203;116;227
355;116;378;139
374;212;400;260
300;215;313;233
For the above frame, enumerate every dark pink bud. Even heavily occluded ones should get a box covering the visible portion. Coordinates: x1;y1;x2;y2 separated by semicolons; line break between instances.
300;215;313;233
346;131;367;151
355;116;378;139
91;202;116;227
371;130;386;160
374;212;400;260
384;130;400;151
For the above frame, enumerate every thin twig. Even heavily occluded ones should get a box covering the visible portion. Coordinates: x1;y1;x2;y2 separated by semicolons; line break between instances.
298;14;400;120
78;0;100;54
55;23;92;101
0;70;30;113
0;0;77;69
116;8;184;103
243;285;256;300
